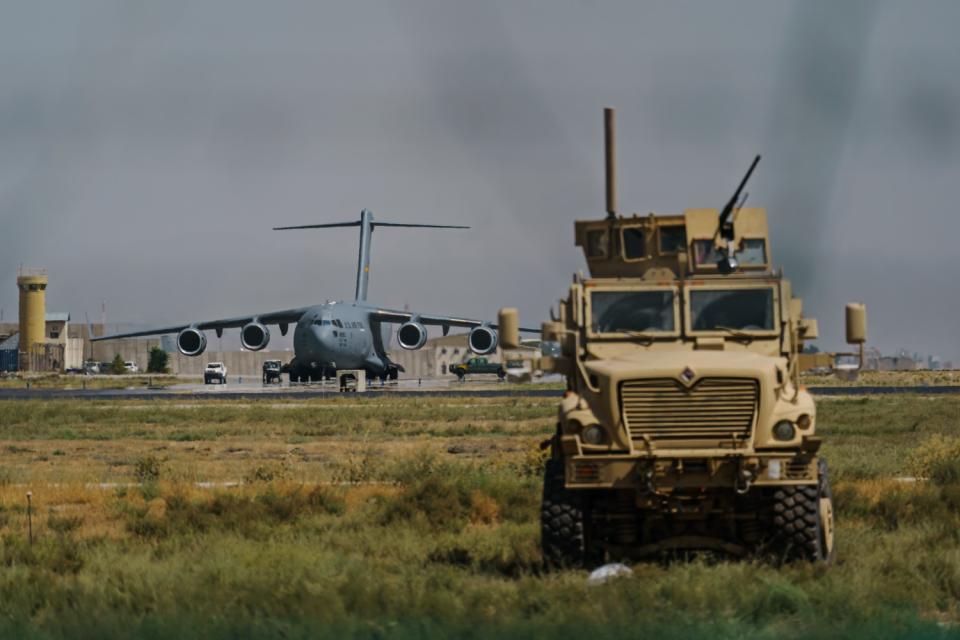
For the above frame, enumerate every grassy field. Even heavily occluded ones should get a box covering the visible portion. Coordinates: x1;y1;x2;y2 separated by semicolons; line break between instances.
1;395;960;638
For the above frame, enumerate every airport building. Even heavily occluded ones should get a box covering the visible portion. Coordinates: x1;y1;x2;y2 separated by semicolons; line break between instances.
1;268;85;373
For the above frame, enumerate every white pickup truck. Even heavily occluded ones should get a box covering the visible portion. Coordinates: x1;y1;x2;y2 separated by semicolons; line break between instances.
204;362;227;385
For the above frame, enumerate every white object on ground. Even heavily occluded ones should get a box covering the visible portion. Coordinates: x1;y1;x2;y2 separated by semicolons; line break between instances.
587;563;633;585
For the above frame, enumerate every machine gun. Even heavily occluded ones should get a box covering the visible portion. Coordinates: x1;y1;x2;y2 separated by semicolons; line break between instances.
716;154;761;274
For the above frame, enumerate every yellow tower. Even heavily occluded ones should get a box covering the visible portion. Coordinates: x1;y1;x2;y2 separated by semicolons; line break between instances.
17;267;48;372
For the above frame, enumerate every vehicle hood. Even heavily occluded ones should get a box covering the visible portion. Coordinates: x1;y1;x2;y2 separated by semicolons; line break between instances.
582;350;788;433
585;349;783;382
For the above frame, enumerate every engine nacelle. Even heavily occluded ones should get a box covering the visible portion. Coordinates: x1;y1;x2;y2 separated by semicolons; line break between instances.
397;321;428;350
468;325;499;355
241;322;270;351
177;327;207;357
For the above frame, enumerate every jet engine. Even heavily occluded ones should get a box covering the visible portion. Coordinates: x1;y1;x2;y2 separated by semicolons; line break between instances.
468;325;498;355
240;322;270;351
177;327;207;356
397;321;428;350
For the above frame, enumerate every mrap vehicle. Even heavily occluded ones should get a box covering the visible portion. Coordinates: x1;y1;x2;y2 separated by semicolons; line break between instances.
498;108;867;566
262;360;282;384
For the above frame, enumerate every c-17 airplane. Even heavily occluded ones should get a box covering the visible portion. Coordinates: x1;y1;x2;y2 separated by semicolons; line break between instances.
93;209;529;383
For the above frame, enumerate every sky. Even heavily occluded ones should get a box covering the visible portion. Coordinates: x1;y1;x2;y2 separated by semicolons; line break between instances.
1;0;958;362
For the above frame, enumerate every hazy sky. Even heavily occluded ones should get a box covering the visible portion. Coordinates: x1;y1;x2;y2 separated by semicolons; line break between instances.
1;1;958;361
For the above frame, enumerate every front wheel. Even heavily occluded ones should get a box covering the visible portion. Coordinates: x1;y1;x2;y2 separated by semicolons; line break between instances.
771;459;834;563
541;459;591;569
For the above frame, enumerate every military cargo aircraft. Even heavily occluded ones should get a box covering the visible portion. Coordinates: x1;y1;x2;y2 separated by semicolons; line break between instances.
93;209;528;382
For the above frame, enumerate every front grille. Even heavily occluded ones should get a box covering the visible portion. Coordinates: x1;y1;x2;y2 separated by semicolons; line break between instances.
621;377;759;448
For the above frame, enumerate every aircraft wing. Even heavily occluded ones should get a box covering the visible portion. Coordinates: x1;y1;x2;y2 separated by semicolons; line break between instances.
366;307;539;333
90;307;311;341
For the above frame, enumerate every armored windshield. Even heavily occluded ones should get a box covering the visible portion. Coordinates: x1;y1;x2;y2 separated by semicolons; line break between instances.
689;287;775;332
590;290;676;333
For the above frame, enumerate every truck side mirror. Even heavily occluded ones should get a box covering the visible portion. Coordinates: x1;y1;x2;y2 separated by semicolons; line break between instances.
498;308;520;350
845;303;867;345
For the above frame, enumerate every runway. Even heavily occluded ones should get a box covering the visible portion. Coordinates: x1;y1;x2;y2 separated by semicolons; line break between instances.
2;380;960;401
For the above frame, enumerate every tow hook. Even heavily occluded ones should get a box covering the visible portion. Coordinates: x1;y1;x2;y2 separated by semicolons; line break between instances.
735;467;754;494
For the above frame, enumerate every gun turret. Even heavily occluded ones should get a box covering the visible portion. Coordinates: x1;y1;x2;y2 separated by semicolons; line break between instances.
716;154;761;273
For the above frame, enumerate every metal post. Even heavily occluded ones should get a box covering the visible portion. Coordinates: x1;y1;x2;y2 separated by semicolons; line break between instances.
604;107;617;218
26;491;33;546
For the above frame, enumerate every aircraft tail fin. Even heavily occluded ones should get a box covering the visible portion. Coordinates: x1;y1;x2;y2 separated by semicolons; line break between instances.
274;209;469;302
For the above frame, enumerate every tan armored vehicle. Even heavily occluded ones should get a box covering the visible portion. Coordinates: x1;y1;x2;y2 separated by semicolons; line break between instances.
499;109;867;565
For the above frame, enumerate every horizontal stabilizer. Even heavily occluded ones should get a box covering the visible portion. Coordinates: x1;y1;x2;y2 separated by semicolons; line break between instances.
374;222;469;229
273;209;470;301
273;221;360;230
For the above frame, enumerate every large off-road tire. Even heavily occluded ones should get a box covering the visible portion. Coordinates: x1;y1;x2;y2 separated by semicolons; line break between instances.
541;459;590;569
772;459;834;563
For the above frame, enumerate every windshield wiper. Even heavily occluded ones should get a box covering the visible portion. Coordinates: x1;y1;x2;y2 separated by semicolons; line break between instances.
619;330;657;344
713;326;755;342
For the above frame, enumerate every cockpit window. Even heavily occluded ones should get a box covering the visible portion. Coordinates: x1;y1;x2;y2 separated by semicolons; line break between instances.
622;227;645;260
659;225;687;254
590;290;675;333
689;287;775;332
586;229;608;258
736;239;767;265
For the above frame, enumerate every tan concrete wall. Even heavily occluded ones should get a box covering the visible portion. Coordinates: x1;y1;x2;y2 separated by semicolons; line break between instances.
168;350;294;377
385;347;436;379
90;338;164;371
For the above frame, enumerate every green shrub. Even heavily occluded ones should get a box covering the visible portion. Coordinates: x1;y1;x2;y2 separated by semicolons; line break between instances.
908;435;960;485
147;347;169;374
110;354;126;375
46;512;83;535
133;455;161;482
0;534;84;574
124;486;345;539
244;462;287;484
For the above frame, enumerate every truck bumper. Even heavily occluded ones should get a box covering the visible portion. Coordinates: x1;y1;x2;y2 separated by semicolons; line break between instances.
564;452;818;491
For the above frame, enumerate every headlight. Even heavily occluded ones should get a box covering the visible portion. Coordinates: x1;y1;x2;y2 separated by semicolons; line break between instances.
582;425;605;445
773;420;796;441
797;414;812;430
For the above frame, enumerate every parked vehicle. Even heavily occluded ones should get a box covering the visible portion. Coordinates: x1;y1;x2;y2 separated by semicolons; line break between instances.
449;357;505;381
124;361;140;374
504;358;534;383
204;362;227;385
262;360;282;384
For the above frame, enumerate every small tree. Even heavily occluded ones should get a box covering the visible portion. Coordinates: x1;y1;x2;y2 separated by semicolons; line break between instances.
147;346;169;374
110;354;127;375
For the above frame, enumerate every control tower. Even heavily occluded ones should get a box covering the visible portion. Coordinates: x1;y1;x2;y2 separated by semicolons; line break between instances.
17;267;47;371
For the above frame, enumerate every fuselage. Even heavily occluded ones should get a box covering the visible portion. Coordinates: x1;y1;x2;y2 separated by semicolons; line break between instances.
291;301;388;374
